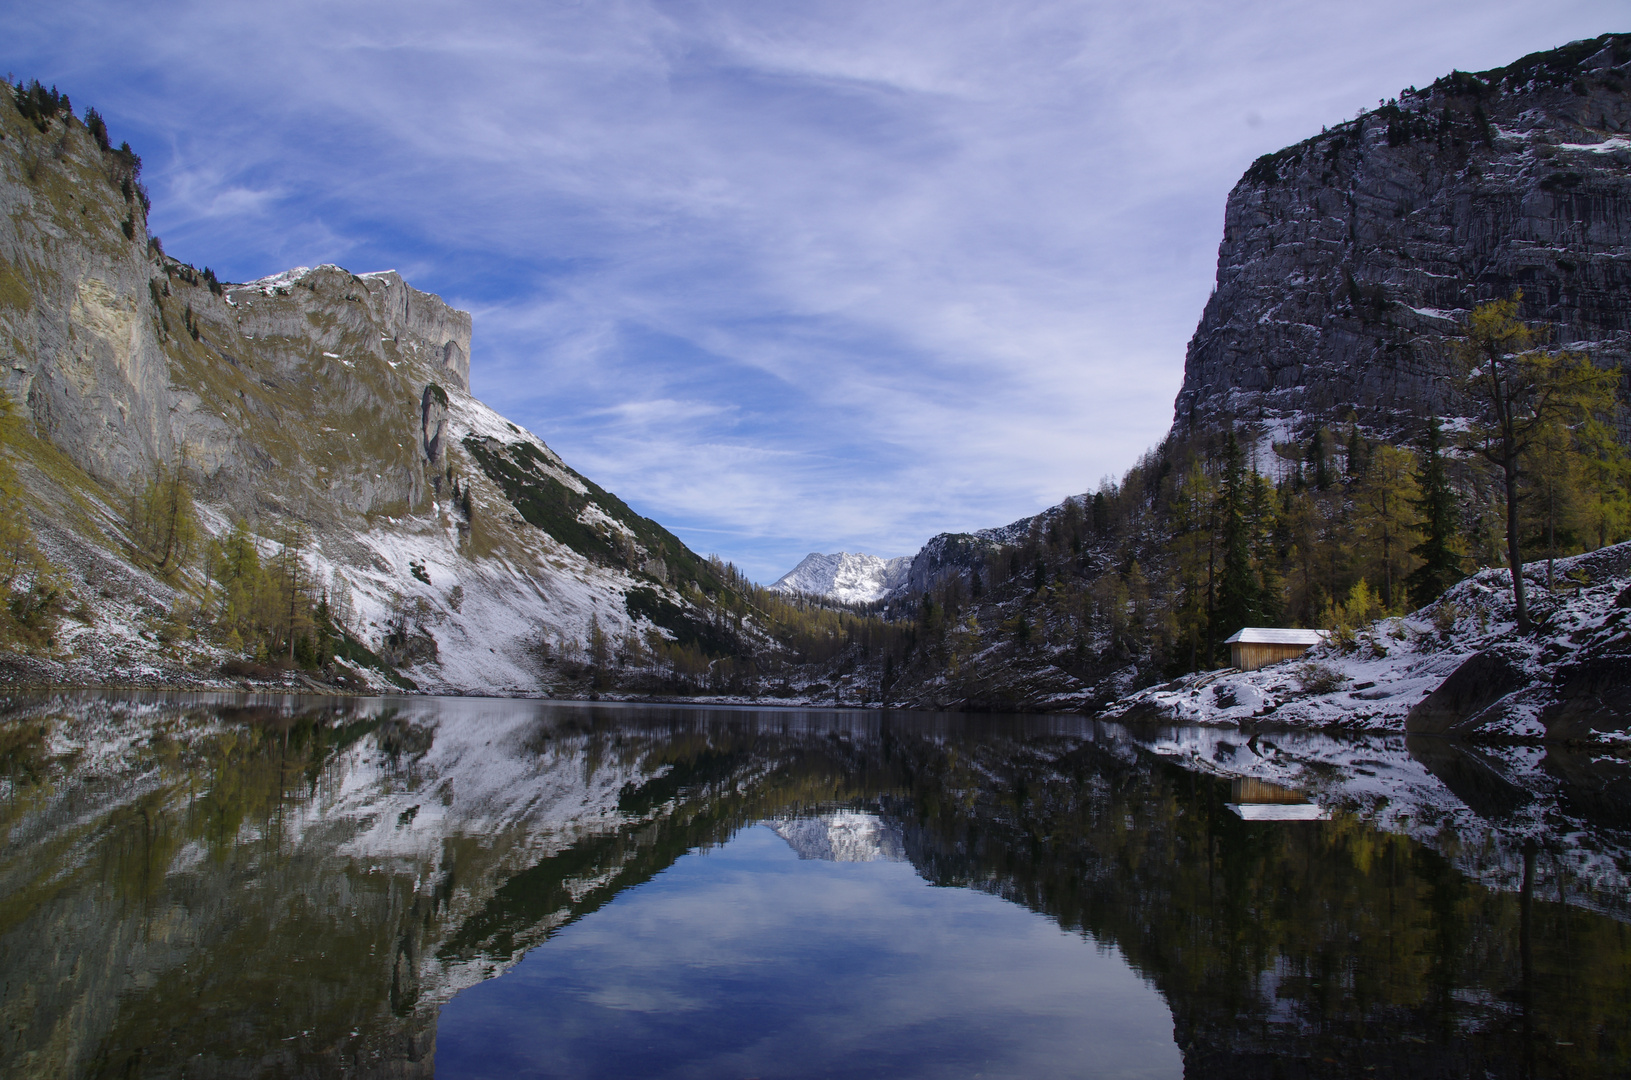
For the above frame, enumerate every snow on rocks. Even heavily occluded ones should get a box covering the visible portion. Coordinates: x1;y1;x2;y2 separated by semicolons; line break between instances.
1106;541;1631;743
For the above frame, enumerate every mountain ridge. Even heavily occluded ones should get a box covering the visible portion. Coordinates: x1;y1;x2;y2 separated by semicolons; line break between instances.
0;87;777;695
769;551;911;605
1173;31;1631;440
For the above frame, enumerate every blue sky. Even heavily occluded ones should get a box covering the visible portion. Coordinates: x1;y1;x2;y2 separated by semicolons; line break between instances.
7;2;1623;581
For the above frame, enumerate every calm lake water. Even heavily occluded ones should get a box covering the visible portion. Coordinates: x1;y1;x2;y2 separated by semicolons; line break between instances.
1;693;1628;1078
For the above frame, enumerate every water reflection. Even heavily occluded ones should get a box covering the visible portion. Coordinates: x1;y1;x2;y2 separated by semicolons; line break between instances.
0;693;1627;1078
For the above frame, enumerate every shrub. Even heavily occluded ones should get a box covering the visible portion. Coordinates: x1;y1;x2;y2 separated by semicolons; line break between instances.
1295;661;1349;695
11;80;69;133
1433;600;1461;638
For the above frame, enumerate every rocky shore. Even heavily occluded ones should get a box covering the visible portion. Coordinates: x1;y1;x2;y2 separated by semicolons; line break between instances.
1108;541;1631;744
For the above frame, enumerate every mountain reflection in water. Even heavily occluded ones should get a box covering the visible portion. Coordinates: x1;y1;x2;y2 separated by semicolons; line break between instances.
0;693;1627;1078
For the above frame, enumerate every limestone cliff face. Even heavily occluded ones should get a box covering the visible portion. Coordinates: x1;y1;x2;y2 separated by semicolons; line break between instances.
0;108;172;485
0;88;752;694
0;94;474;522
1173;33;1631;439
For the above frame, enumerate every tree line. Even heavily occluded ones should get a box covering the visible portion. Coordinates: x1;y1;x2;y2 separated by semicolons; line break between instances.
876;298;1627;700
534;296;1628;703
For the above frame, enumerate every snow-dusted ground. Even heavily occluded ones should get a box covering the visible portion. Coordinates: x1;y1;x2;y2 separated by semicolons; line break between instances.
1105;543;1631;743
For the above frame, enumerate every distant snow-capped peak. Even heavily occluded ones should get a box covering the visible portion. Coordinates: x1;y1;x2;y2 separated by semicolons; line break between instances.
768;812;906;862
769;551;911;605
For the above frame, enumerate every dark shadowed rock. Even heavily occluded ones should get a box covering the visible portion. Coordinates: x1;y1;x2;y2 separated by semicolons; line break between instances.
1405;644;1529;735
1539;631;1631;740
1405;734;1533;819
1542;745;1631;828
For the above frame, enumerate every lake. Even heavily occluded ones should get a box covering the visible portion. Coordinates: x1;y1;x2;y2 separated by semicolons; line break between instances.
1;693;1628;1078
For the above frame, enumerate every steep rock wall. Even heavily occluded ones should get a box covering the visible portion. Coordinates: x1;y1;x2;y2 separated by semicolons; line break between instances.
0;102;172;484
1173;33;1631;440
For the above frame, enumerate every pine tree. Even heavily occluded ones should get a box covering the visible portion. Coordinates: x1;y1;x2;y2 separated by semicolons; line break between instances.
1407;417;1465;610
1346;423;1370;480
1247;469;1284;625
1577;410;1631;550
1215;433;1259;648
1523;418;1583;591
130;457;198;579
1169;459;1215;671
1309;428;1332;490
0;393;63;649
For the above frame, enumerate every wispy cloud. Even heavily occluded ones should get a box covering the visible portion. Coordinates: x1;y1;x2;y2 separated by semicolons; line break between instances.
9;0;1623;579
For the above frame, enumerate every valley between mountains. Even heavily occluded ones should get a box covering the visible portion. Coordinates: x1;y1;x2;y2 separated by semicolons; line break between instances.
3;35;1631;745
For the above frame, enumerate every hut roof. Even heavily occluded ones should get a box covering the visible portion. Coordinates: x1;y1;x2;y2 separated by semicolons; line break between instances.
1223;628;1329;645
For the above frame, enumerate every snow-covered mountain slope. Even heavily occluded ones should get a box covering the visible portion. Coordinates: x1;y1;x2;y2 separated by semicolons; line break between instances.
770;551;910;604
1107;542;1631;744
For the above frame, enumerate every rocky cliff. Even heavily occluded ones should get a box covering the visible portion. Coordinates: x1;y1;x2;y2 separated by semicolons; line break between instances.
0;86;761;693
1173;32;1631;440
866;35;1631;721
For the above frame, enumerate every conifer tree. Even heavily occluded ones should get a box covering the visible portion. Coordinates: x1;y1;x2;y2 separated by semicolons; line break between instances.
1215;433;1259;647
1577;411;1631;551
1346;423;1370;480
1247;469;1284;625
130;457;198;579
1170;460;1215;670
0;394;63;649
1356;443;1420;610
1309;428;1332;490
1407;417;1464;610
1524;417;1583;590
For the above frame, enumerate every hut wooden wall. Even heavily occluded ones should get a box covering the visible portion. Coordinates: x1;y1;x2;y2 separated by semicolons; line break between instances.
1231;642;1314;671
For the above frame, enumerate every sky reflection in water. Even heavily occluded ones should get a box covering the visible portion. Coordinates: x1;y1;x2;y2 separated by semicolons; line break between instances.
439;823;1179;1079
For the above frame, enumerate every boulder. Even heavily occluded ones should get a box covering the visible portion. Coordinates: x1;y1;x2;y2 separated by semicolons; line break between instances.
1404;645;1529;736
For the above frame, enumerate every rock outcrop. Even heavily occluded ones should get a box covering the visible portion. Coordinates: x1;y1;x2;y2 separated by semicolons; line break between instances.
869;36;1631;723
1172;33;1631;440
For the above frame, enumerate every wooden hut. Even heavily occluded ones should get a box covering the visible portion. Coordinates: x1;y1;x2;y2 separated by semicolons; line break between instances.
1223;628;1328;671
1226;777;1330;821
